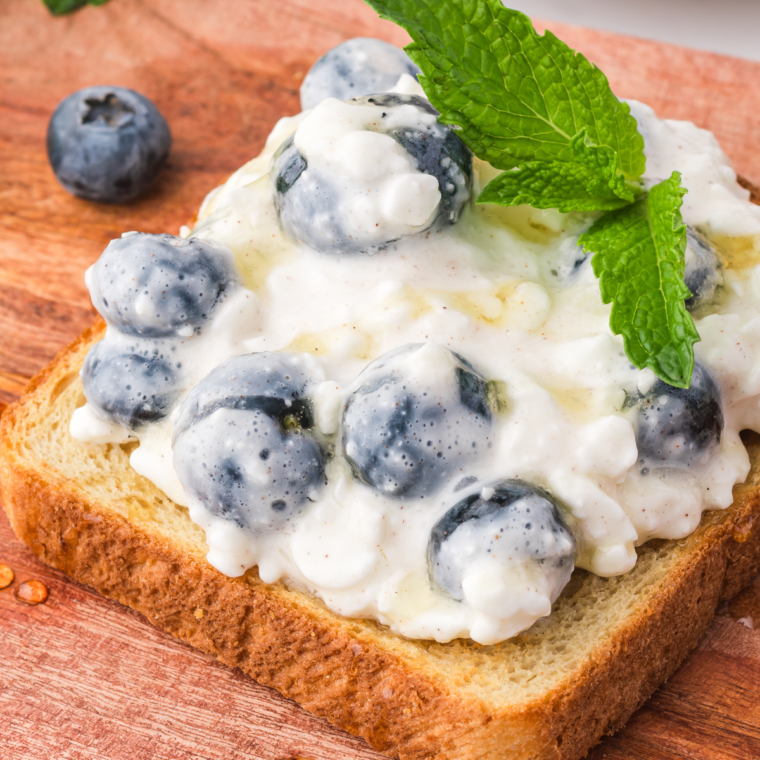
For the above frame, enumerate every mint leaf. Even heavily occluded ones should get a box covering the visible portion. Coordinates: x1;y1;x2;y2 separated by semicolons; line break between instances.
579;172;698;388
363;0;645;179
478;130;638;212
43;0;109;15
44;0;86;13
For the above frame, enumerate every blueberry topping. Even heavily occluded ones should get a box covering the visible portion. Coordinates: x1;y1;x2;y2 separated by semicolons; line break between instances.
356;94;472;226
81;340;181;430
173;352;315;439
341;344;494;498
428;479;575;602
272;95;472;255
300;37;421;111
172;353;324;532
684;227;722;311
88;233;239;338
47;86;171;203
628;361;723;467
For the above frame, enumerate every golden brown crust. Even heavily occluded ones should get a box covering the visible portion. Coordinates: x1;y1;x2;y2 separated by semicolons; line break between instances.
2;327;760;760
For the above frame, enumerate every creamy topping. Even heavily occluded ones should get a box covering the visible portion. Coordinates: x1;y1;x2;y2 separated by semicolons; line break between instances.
71;84;760;645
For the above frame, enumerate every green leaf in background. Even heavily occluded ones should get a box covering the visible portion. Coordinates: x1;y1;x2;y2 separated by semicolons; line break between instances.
43;0;110;16
477;130;639;212
363;0;645;179
579;172;699;388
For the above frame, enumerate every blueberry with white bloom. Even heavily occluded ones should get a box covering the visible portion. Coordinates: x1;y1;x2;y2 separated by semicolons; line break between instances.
629;361;723;467
341;344;494;499
82;340;182;430
173;353;324;532
88;233;239;338
684;227;722;311
47;86;171;203
272;94;472;255
300;37;421;111
428;479;575;602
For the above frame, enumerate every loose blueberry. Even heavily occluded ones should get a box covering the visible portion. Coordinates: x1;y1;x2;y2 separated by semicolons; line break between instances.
172;353;324;532
88;233;239;338
341;344;494;499
81;340;182;430
628;362;723;467
300;37;421;111
428;479;575;602
272;95;472;255
47;86;171;203
685;227;722;311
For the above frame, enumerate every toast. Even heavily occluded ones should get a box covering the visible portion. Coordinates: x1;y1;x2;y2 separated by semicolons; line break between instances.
2;318;760;760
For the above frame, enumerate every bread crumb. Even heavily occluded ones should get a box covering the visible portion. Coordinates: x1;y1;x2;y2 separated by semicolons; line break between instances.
194;607;204;619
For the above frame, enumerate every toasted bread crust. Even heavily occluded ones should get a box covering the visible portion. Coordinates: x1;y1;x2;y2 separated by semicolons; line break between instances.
2;324;760;760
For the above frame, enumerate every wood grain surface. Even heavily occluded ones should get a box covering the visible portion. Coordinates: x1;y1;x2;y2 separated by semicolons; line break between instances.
1;1;760;758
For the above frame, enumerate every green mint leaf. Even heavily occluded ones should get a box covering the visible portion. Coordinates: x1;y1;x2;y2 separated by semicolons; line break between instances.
363;0;645;178
478;130;638;212
579;172;699;389
44;0;87;13
43;0;109;15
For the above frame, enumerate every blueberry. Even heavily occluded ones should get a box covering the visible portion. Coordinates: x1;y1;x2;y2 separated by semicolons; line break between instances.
547;241;590;282
357;94;472;226
81;340;182;430
300;37;421;111
272;95;472;255
47;86;171;203
685;227;722;311
628;362;723;467
172;353;324;532
341;344;494;498
88;233;239;338
173;352;315;438
428;480;575;602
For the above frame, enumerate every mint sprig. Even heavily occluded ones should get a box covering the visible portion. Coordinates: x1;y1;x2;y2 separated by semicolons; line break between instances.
580;173;698;388
364;0;700;389
43;0;109;16
363;0;645;193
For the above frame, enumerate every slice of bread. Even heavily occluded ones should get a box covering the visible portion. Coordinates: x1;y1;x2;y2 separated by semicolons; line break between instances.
2;320;760;760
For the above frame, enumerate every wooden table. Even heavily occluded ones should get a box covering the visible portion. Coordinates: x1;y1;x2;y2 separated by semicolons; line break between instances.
1;1;759;757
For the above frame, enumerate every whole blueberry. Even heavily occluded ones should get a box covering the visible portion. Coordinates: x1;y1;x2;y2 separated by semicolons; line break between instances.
547;241;591;283
628;361;723;467
272;95;472;255
428;479;575;601
356;94;472;226
172;353;325;532
88;233;239;338
341;344;494;499
173;352;316;439
684;227;722;311
300;37;421;111
47;85;171;203
81;340;182;430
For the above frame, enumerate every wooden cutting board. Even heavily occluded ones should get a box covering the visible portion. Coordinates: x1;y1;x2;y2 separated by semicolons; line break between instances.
1;1;759;757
